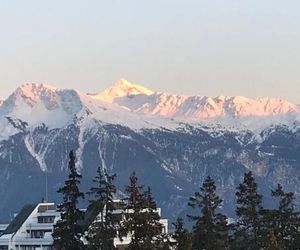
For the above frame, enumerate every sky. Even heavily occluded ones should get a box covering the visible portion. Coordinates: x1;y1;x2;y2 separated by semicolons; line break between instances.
0;0;300;102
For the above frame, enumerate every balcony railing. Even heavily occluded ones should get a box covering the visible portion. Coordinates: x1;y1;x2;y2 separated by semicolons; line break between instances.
25;223;53;230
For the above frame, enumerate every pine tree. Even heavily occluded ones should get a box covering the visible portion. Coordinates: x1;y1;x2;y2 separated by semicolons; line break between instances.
86;166;117;250
187;176;229;250
235;171;263;250
119;172;163;250
171;217;191;250
53;150;85;250
266;184;300;249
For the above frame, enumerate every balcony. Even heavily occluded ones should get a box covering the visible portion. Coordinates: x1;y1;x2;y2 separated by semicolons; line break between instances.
13;236;53;246
25;223;53;231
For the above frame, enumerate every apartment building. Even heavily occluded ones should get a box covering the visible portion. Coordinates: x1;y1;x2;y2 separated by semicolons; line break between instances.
0;201;168;250
0;203;60;250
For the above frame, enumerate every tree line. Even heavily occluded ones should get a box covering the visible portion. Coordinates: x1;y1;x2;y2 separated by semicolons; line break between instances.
53;151;300;250
53;151;166;250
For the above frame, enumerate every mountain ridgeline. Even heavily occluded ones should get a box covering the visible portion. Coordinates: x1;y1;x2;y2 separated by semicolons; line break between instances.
0;80;300;222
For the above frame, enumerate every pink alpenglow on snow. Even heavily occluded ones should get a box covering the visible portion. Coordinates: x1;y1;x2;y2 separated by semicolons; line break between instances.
0;79;299;134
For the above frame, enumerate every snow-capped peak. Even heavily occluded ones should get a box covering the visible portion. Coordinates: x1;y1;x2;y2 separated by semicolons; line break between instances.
0;83;84;129
0;80;299;134
88;78;154;102
18;83;57;95
4;83;58;110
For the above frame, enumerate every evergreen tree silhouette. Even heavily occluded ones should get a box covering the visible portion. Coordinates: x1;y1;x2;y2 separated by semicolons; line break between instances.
188;176;229;250
235;171;263;249
86;166;117;250
171;217;192;250
53;150;85;250
119;172;163;250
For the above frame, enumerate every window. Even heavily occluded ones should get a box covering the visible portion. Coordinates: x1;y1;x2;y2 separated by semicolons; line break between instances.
19;245;53;250
37;204;55;212
20;246;39;250
113;201;124;209
37;216;55;223
111;213;123;223
27;230;52;238
42;246;53;250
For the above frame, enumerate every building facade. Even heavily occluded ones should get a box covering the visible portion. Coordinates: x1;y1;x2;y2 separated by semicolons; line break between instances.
0;201;168;250
0;203;60;250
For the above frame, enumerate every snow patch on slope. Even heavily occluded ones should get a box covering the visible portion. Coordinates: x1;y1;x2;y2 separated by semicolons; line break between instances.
24;134;47;171
75;115;99;171
0;117;23;141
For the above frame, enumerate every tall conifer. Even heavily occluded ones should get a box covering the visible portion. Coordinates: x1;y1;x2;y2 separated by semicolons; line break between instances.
261;184;300;249
235;171;263;249
86;166;117;250
119;172;163;250
188;176;229;250
53;150;85;250
171;217;191;250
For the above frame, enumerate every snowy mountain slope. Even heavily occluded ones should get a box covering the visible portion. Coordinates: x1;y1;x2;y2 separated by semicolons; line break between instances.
0;82;181;131
0;80;300;223
88;78;154;103
85;79;300;131
111;88;298;121
1;80;299;133
0;83;82;128
0;117;300;223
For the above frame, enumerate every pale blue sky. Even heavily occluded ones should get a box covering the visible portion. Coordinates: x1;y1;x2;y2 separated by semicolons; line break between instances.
0;0;300;102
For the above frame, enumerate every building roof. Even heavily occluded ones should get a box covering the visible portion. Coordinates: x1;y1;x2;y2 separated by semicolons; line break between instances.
79;202;103;230
1;204;36;235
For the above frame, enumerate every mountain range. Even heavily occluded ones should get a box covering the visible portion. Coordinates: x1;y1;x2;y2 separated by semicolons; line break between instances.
1;79;298;131
1;79;300;224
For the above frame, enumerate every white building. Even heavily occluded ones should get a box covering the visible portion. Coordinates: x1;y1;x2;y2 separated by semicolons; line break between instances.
0;203;60;250
84;199;168;248
113;206;168;248
0;201;168;250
